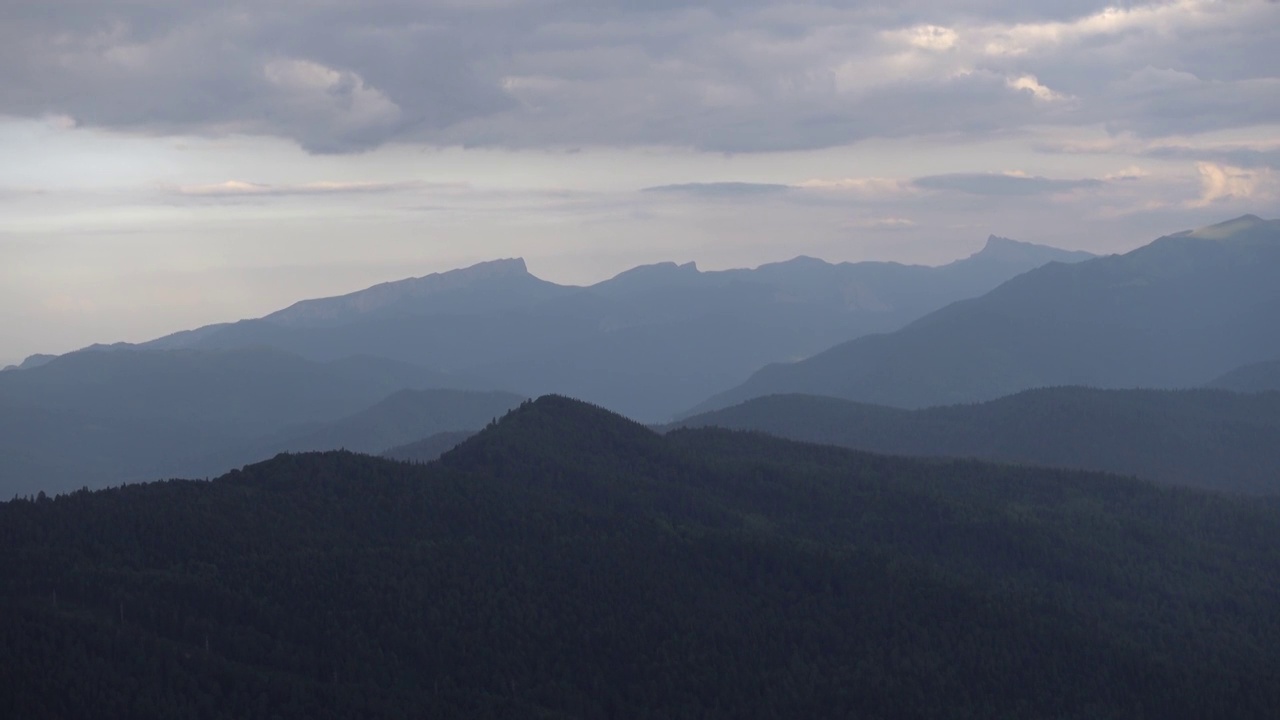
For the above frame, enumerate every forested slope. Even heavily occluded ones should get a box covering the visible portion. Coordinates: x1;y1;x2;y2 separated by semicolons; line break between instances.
3;396;1279;718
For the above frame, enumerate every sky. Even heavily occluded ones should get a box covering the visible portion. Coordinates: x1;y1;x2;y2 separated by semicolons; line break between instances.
2;0;1279;365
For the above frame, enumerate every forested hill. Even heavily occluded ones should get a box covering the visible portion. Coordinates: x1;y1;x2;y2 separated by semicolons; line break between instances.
4;396;1280;718
671;388;1280;494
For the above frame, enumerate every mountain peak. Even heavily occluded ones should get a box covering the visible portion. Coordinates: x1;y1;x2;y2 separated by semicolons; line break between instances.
962;235;1095;265
11;353;57;371
592;260;703;294
442;395;662;470
1184;214;1273;240
262;257;558;326
609;260;700;279
981;235;1024;251
446;257;529;278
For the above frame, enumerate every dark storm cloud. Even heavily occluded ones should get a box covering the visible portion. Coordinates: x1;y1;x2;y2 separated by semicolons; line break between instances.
1;0;1277;153
913;173;1103;196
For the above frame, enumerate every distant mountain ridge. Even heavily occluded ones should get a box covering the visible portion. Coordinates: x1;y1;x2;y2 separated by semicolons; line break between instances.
382;430;478;463
262;258;570;327
0;347;512;496
2;354;56;372
116;236;1094;421
691;215;1280;414
203;388;525;471
673;388;1280;495
1209;358;1280;393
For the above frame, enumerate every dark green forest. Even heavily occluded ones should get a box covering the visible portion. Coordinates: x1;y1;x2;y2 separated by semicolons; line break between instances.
4;396;1280;718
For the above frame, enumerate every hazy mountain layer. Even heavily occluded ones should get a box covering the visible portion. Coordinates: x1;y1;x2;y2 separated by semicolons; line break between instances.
1209;358;1280;393
381;430;478;463
3;396;1278;718
693;215;1280;414
673;388;1280;494
0;348;508;496
195;389;524;476
117;237;1093;421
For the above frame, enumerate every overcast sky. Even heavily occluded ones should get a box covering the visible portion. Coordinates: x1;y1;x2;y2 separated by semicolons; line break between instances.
2;0;1278;364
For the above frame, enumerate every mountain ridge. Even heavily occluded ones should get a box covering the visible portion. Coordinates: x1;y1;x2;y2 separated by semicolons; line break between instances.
689;215;1280;415
87;233;1094;421
672;387;1280;494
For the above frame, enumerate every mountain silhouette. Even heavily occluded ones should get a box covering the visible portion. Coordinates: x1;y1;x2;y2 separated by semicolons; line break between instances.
116;238;1092;421
691;216;1280;413
1209;358;1280;393
673;388;1280;494
0;347;503;496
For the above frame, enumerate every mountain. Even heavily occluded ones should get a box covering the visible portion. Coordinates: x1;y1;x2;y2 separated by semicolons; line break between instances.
672;388;1280;494
0;346;481;430
692;215;1280;414
263;388;523;454
265;258;573;327
199;389;523;473
381;429;478;463
0;347;497;496
2;353;56;372
3;395;1279;718
124;237;1091;421
1209;358;1280;393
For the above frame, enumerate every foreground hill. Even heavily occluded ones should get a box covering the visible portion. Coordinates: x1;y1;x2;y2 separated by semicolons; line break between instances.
3;396;1279;718
0;348;500;496
673;388;1280;494
693;215;1280;413
123;238;1091;421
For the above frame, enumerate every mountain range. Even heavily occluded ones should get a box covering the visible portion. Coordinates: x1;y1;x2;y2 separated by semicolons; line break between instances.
0;348;517;497
4;396;1279;718
6;216;1280;500
673;387;1280;494
691;215;1280;414
106;235;1093;422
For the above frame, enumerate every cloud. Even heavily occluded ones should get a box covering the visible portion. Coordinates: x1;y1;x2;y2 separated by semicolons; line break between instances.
1102;166;1148;181
857;216;917;230
913;172;1104;196
172;180;427;198
794;177;913;195
0;0;1276;152
1141;142;1280;171
0;187;49;201
645;171;1123;201
1189;163;1278;207
641;182;791;197
1006;74;1068;102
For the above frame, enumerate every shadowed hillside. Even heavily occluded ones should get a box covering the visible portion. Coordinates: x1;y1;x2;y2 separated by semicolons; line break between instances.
3;396;1279;718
